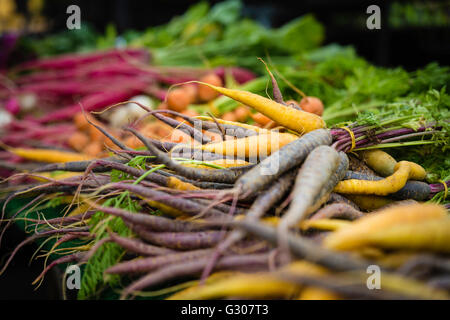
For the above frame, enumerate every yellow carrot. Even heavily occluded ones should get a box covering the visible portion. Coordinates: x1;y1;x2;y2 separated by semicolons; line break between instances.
334;161;426;195
166;177;200;191
190;132;298;158
345;194;394;211
359;149;397;176
375;252;416;269
68;202;92;217
193;82;326;134
297;287;340;300
300;219;351;232
143;199;184;217
259;216;348;231
6;146;92;163
324;203;448;251
362;219;450;253
30;171;81;182
167;273;300;300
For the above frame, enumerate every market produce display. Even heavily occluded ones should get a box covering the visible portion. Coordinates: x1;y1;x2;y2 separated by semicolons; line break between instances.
0;1;449;300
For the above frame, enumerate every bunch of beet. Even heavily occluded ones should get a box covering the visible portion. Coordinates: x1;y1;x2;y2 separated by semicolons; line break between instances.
0;48;256;172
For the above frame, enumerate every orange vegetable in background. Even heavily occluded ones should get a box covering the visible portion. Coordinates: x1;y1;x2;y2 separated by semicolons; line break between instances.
73;112;92;131
251;112;272;126
233;105;250;122
83;142;103;157
286;99;301;109
67;131;89;152
88;124;105;142
198;73;223;102
299;96;324;116
167;88;191;113
124;136;143;149
182;84;198;103
157;102;169;110
221;112;237;122
181;109;199;118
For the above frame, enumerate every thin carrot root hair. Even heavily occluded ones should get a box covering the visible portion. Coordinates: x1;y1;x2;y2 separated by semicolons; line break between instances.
163;80;200;105
184;189;235;222
90;100;152;116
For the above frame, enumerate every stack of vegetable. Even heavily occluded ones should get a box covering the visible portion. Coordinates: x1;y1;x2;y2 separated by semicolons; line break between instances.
0;0;449;301
0;66;448;299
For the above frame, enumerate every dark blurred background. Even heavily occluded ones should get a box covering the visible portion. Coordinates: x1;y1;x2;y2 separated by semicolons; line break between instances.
6;0;449;70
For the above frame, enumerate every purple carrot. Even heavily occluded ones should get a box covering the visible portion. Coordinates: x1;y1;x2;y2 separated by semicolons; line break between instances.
200;170;296;282
107;182;229;219
430;180;450;194
89;202;210;232
54;232;93;246
129;225;225;250
107;231;175;256
120;253;270;299
326;193;360;210
310;203;365;221
236;220;371;272
105;248;213;275
125;127;243;184
148;109;258;138
150;111;211;144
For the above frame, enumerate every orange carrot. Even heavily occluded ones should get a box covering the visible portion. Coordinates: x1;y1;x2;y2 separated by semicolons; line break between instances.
167;88;191;113
299;96;324;116
198;74;223;102
233;105;250;122
67;131;89;152
221;112;237;122
251;112;273;126
182;84;198;103
83;142;103;157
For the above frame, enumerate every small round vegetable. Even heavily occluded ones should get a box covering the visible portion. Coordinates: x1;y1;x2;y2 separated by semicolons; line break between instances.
299;97;324;116
73;112;90;131
285;99;301;109
167;88;191;113
124;136;143;149
83;142;103;157
182;84;198;104
234;105;250;122
198;73;223;102
67;131;89;152
157;102;169;110
181;109;199;118
221;112;237;122
251;112;273;127
88;123;105;142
